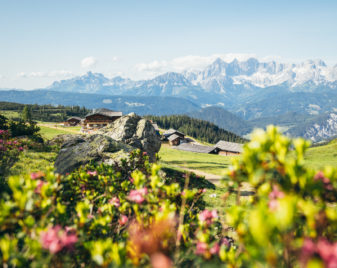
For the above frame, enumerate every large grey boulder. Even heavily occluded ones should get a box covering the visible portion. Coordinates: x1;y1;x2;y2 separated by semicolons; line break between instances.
54;134;134;175
98;113;161;162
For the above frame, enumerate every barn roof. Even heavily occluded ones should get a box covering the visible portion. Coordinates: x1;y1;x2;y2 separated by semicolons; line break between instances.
168;134;180;141
214;141;243;153
67;116;82;121
86;108;122;118
163;128;185;137
174;143;214;154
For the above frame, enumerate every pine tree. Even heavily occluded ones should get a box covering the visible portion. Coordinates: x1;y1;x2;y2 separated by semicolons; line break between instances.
22;105;32;122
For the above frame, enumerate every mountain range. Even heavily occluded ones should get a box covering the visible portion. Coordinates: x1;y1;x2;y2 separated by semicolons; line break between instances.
44;57;337;119
1;57;337;142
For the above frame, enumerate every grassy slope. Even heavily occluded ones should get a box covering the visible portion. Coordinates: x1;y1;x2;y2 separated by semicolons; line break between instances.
304;140;337;170
158;144;235;176
38;124;81;139
9;124;81;176
9;151;57;176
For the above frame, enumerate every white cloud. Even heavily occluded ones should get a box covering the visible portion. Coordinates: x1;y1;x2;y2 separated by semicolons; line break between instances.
81;56;98;68
17;70;73;78
134;53;257;77
102;99;112;104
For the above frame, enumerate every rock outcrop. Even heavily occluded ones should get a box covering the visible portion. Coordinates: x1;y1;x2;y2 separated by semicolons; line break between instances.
53;113;161;175
98;113;161;162
54;134;134;175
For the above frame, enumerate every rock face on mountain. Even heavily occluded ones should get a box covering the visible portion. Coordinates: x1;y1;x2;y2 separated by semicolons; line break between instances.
98;113;161;162
54;134;134;175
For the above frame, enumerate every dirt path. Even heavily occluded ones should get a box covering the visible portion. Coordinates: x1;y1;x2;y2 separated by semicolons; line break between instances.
174;165;254;194
175;165;222;184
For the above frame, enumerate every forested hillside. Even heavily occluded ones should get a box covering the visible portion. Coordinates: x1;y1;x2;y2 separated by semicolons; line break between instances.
0;102;91;122
189;106;252;135
146;114;247;144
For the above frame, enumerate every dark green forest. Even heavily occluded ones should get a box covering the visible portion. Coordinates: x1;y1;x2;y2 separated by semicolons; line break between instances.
146;115;247;144
0;102;91;122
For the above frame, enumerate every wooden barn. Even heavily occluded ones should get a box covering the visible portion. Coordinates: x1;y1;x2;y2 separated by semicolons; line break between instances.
168;134;181;146
65;116;82;126
211;141;243;155
84;108;122;128
163;129;185;140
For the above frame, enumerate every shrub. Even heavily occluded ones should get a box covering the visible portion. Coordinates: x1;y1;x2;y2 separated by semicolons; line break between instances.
0;130;25;178
1;127;336;267
0;150;225;267
222;126;337;267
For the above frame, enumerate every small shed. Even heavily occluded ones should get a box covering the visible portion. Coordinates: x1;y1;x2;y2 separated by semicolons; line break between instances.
163;129;185;140
211;141;243;155
65;116;82;126
84;108;122;128
168;134;181;146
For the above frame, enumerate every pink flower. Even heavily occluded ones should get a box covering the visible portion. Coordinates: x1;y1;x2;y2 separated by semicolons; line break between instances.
128;188;148;204
87;170;97;176
118;215;128;225
210;243;220;255
196;242;208;255
314;171;333;191
198;209;218;225
269;185;285;199
18;146;24;151
142;151;148;156
300;238;337;268
129;177;134;183
151;253;172;268
109;197;120;207
40;225;78;254
30;171;45;180
268;185;285;211
34;180;45;194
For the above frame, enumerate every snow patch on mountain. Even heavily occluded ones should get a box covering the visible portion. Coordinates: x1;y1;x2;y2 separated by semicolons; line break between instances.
299;113;337;142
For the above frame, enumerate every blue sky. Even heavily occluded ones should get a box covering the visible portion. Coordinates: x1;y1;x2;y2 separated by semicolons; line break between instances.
0;0;337;89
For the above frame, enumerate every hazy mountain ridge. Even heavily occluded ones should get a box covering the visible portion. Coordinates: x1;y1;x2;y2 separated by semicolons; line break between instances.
40;57;337;119
0;90;200;116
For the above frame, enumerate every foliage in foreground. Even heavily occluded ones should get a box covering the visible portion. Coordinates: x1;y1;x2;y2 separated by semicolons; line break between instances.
0;151;227;267
223;126;337;267
0;126;337;267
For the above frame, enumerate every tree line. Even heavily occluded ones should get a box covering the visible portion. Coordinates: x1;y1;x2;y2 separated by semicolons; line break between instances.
146;115;247;144
0;102;91;122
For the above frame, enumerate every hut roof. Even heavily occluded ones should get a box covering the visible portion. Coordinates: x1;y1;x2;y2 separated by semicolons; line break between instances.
214;141;243;153
174;143;214;154
168;134;180;141
67;116;82;121
86;108;122;118
163;128;185;137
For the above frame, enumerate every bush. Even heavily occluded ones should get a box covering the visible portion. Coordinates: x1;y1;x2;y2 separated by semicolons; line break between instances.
0;130;25;178
222;126;337;267
0;150;226;267
1;127;336;267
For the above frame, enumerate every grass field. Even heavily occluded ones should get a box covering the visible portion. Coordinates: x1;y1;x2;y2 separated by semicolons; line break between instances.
158;144;235;176
38;124;81;139
9;150;57;177
304;141;337;169
0;110;20;119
